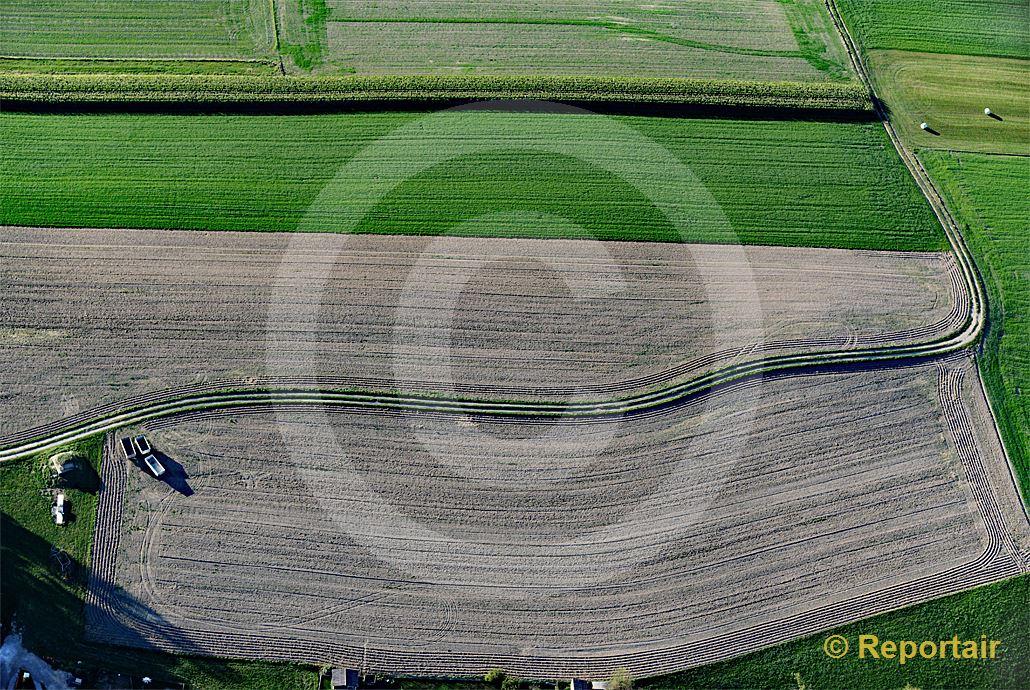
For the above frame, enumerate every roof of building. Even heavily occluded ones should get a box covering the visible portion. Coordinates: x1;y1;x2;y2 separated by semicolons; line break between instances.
331;668;360;689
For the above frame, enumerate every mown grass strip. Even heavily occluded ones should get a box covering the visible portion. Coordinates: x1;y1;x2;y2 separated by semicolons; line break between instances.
0;73;870;108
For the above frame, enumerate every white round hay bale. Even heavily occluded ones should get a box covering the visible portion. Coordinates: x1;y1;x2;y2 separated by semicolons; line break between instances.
984;107;992;115
920;122;929;130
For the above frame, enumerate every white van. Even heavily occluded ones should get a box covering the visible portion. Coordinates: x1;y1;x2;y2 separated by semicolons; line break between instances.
52;493;67;525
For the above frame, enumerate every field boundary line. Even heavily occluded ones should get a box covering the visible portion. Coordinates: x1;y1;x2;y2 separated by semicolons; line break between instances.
0;73;870;109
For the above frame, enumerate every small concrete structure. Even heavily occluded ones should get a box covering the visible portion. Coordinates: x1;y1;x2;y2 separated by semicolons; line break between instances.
49;455;79;477
331;668;360;690
134;434;152;455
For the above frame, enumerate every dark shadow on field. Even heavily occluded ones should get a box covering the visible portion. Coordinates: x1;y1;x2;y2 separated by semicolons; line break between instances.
127;450;193;496
988;112;1003;121
1;515;197;689
873;95;891;119
1;98;878;122
56;460;101;495
147;451;194;497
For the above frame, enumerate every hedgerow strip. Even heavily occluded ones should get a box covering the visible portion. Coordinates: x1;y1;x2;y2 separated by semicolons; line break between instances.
0;74;870;109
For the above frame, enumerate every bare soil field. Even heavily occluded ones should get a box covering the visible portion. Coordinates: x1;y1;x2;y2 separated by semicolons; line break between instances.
86;357;1029;676
0;227;966;446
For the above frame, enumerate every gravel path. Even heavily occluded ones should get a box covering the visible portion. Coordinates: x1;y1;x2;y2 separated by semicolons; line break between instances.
85;356;1029;677
1;226;965;446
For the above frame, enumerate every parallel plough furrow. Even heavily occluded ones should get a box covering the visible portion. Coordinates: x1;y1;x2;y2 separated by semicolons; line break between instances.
82;356;1027;676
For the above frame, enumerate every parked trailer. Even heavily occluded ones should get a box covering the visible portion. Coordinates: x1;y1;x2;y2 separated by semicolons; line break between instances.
134;435;151;456
142;454;166;478
120;437;137;460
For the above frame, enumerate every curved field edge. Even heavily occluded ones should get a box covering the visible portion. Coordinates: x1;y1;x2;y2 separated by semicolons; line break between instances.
0;436;321;689
0;74;870;109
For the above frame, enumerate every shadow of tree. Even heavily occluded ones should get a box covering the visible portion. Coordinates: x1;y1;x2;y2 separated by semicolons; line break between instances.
1;514;281;689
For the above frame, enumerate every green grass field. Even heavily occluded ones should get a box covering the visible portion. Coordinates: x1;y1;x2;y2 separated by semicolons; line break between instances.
835;0;1030;59
921;152;1030;502
866;50;1029;155
641;575;1029;690
836;0;1030;156
0;112;943;251
0;437;319;689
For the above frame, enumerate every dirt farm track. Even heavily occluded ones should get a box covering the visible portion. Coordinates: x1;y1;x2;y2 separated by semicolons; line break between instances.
85;356;1029;677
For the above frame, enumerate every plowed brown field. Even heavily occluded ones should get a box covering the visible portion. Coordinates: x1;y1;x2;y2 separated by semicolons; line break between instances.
85;356;1029;677
1;226;966;446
